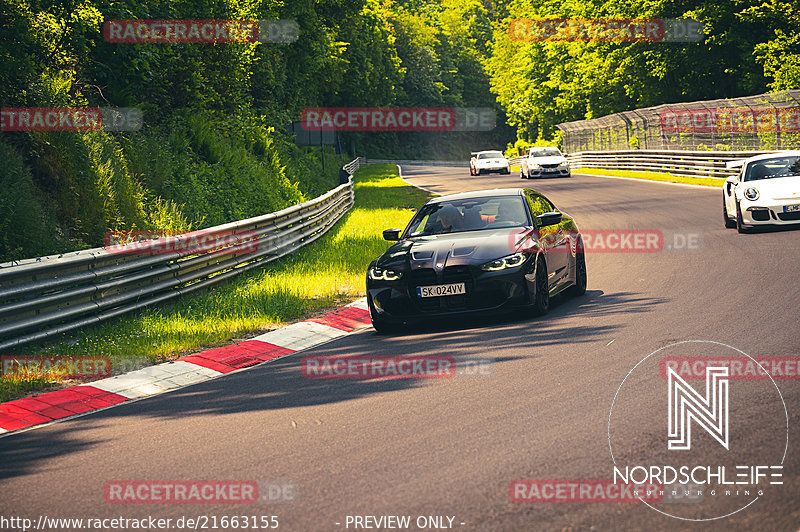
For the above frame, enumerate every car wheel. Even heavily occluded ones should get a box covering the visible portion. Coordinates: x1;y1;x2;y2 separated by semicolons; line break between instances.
735;200;749;234
532;255;550;315
723;195;736;228
569;241;587;297
520;169;527;179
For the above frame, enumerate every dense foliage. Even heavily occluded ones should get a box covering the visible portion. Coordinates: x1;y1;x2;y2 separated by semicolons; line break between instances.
487;0;800;140
0;0;797;260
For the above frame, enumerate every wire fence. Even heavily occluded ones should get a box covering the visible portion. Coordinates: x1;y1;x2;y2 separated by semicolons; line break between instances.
557;90;800;153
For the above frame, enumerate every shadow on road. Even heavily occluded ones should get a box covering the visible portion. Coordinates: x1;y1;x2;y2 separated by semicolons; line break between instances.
0;289;667;479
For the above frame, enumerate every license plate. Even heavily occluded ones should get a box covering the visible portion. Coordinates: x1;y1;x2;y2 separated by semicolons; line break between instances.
784;204;800;212
417;283;466;298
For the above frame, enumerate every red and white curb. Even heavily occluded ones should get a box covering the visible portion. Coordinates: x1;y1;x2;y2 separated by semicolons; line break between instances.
0;299;371;436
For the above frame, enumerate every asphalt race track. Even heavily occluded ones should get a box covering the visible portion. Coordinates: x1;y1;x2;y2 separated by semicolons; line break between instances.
1;167;799;531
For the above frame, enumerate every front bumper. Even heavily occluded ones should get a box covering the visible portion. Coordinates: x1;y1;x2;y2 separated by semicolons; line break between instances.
367;265;533;322
476;165;510;174
740;198;800;225
528;167;570;177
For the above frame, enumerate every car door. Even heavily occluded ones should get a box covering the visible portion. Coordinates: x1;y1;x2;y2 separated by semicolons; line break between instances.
525;191;570;289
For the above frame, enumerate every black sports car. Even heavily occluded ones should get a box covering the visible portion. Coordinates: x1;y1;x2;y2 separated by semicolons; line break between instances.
366;188;587;332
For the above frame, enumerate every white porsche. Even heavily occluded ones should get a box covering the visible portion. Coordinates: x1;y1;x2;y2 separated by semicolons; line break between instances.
470;150;510;176
723;151;800;233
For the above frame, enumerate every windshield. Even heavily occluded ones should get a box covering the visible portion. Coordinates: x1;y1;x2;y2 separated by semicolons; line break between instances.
478;151;504;159
405;196;530;236
530;148;562;157
744;156;800;181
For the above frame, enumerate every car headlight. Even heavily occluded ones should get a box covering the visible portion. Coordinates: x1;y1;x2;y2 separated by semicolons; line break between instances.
558;161;569;168
369;267;403;281
744;187;759;201
480;252;527;272
530;163;541;169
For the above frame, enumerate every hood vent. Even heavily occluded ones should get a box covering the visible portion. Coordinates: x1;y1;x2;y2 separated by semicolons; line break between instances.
411;250;434;260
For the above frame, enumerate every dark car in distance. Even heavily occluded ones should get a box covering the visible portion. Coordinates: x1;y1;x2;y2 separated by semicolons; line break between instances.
366;188;587;332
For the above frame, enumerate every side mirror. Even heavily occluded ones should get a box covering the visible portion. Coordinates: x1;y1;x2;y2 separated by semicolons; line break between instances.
536;212;562;227
382;228;401;241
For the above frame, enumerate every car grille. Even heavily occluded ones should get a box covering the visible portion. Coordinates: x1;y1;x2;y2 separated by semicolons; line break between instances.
541;163;559;169
750;209;771;221
409;268;439;311
441;266;474;309
777;211;800;221
409;268;437;284
408;266;477;311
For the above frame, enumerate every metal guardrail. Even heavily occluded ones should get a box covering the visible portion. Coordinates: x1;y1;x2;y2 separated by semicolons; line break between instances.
367;151;767;180
0;157;365;351
366;158;469;167
565;150;773;178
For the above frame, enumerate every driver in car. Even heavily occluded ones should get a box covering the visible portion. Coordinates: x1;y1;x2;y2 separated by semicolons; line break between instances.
437;205;466;233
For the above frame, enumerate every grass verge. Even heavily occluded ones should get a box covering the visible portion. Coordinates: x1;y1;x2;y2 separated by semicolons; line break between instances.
573;167;725;187
0;164;432;402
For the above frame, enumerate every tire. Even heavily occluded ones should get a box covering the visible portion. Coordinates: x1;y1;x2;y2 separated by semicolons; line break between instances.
531;255;550;316
569;242;587;297
371;315;399;334
735;200;748;234
723;195;736;228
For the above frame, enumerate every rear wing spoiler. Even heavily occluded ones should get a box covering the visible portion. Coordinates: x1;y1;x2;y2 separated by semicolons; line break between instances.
725;159;745;170
470;152;479;157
